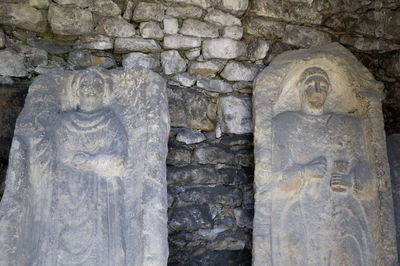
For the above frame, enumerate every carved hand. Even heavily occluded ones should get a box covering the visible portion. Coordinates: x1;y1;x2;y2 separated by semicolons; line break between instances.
330;173;352;192
304;156;327;179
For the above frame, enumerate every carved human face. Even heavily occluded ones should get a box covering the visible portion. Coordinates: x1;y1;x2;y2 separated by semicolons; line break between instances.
78;73;104;112
300;67;330;114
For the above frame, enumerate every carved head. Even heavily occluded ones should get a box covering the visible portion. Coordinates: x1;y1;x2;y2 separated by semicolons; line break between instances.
300;67;330;114
72;69;111;112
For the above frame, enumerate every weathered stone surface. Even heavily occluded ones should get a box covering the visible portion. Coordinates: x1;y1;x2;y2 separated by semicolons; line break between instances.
243;17;285;39
218;95;252;134
89;0;121;16
123;0;134;21
340;35;400;51
96;16;136;38
381;51;400;77
140;21;164;40
0;29;5;49
163;18;179;35
163;35;201;50
248;38;269;61
27;37;73;54
169;204;212;231
114;37;161;53
166;6;203;19
194;145;235;165
202;38;246;59
74;34;113;50
168;86;214;131
0;49;28;77
204;9;242;27
253;43;397;266
185;48;201;60
167;145;192;166
221;61;259;81
188;60;224;77
168;165;218;185
176;128;206;144
132;2;166;22
180;19;219;38
220;0;248;15
53;0;91;8
0;3;47;33
234;207;253;229
161;50;186;75
29;0;50;9
387;134;400;258
0;67;170;265
122;52;160;70
67;50;115;69
12;43;48;70
283;25;332;48
171;73;196;87
217;167;253;185
165;0;211;9
197;78;233;93
222;26;243;40
48;4;93;35
180;186;242;206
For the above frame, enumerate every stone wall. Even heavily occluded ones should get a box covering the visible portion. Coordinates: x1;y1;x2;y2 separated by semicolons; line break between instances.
0;0;399;265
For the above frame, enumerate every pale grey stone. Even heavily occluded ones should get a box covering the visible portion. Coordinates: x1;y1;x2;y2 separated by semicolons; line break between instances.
163;18;179;35
97;16;136;38
122;52;160;70
204;9;241;27
140;21;164;40
203;38;246;60
0;67;169;266
185;48;201;60
115;37;162;53
13;43;48;69
29;0;50;9
0;49;28;77
222;26;243;40
243;17;285;39
132;2;166;22
164;0;211;9
248;38;269;61
163;35;201;50
340;35;400;51
166;6;203;19
123;0;134;21
161;50;186;75
283;25;332;48
176;129;206;144
220;0;248;15
0;3;47;33
74;34;113;50
221;61;259;81
253;43;397;266
171;73;196;87
218;95;252;134
188;60;224;77
180;19;219;38
53;0;92;8
48;4;93;35
89;0;121;16
0;29;5;49
197;78;233;93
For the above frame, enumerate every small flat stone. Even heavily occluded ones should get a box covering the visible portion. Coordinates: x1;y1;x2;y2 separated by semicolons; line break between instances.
179;186;242;206
211;236;246;250
194;145;235;165
167;145;192;166
53;0;91;8
217;167;253;185
27;37;72;54
67;50;115;69
164;0;211;9
163;35;201;50
218;95;252;134
48;4;93;35
222;26;243;40
180;19;219;38
74;34;113;50
188;60;224;77
29;0;50;9
243;17;285;39
166;6;203;19
221;61;259;81
89;0;121;16
171;73;197;87
163;18;179;35
122;52;160;70
197;78;233;93
0;49;28;77
123;0;134;21
340;35;400;52
168;165;217;185
283;25;331;48
185;48;201;60
114;37;162;53
202;38;246;60
96;16;136;38
0;3;47;33
204;9;241;27
161;50;187;75
140;21;164;40
132;2;166;22
248;38;269;61
220;0;248;15
176;128;206;144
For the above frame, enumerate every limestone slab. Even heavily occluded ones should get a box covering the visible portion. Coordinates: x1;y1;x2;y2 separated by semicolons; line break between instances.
0;67;170;265
202;38;246;59
163;35;201;50
114;37;162;53
48;4;93;35
0;3;47;33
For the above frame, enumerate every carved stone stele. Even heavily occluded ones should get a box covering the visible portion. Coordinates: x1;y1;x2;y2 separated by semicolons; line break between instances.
253;43;398;265
0;67;170;266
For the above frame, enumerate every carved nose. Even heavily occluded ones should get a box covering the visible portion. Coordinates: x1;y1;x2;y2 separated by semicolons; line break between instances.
315;82;321;92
